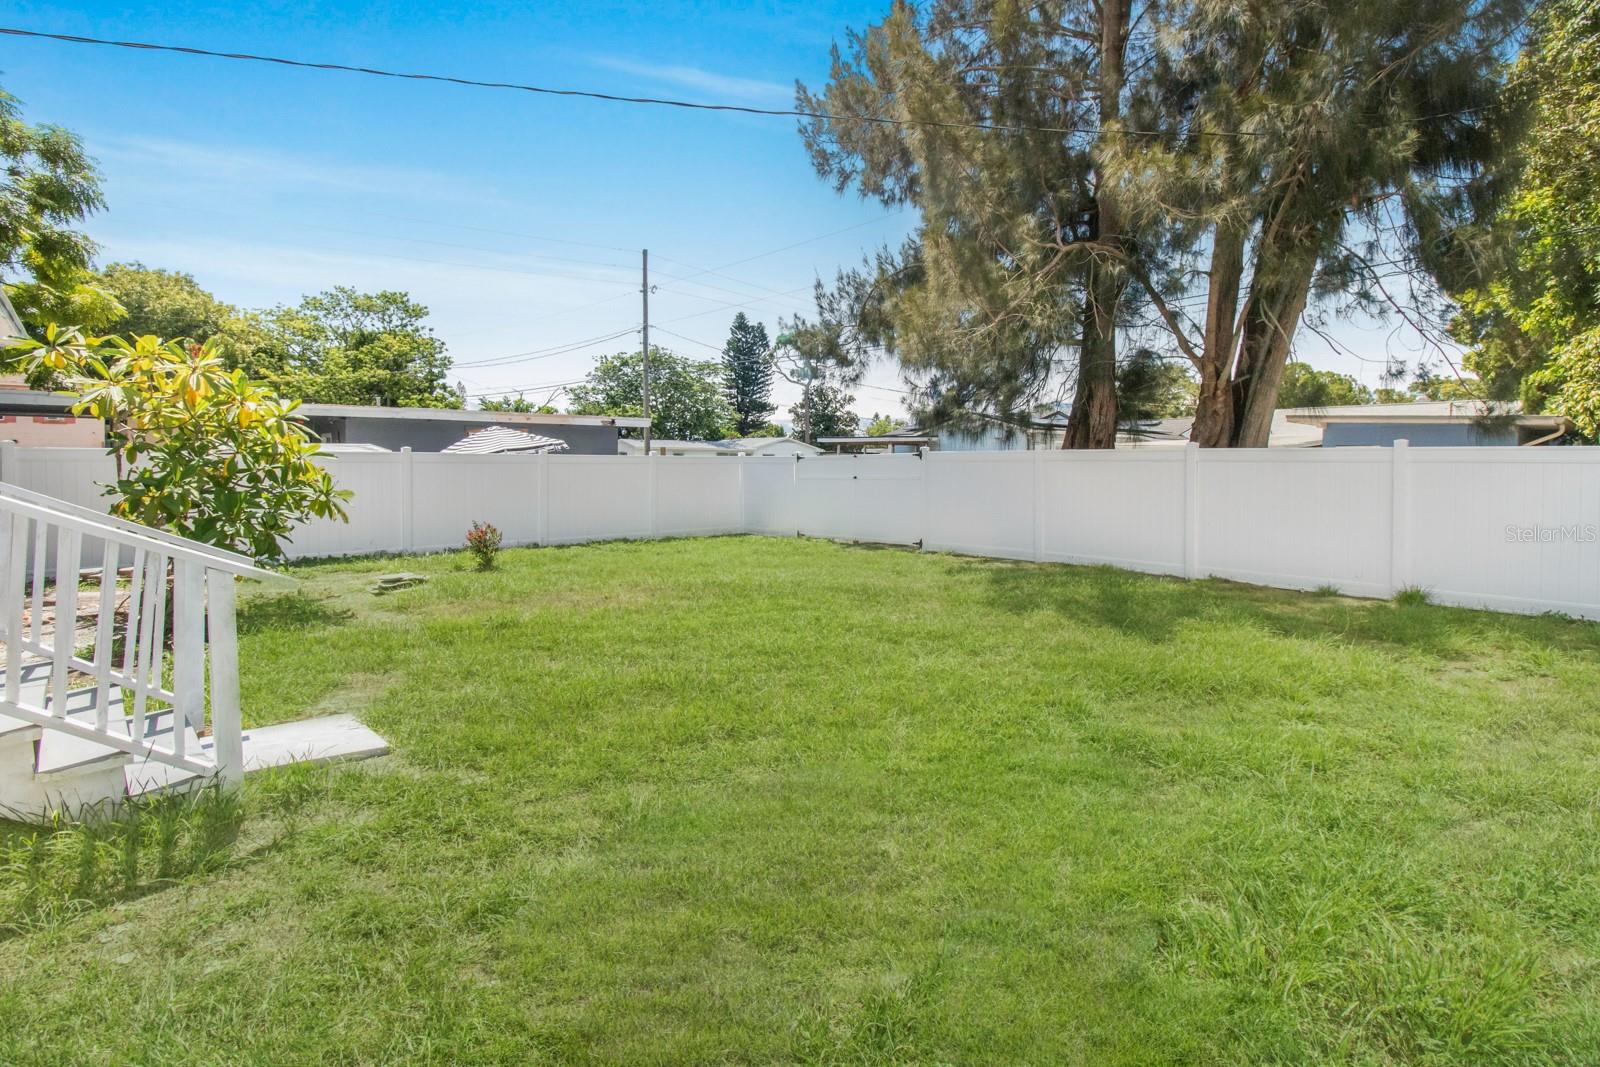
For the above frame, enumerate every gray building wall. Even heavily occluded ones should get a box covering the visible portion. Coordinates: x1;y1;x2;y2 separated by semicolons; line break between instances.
308;415;621;455
1320;422;1517;448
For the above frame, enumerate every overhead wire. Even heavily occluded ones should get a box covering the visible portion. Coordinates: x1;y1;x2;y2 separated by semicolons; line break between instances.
0;26;1272;138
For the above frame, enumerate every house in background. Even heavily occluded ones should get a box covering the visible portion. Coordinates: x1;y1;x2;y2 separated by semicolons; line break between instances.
0;378;106;448
1116;400;1572;449
0;288;105;447
618;436;822;457
299;403;650;455
1284;400;1571;447
1118;411;1326;449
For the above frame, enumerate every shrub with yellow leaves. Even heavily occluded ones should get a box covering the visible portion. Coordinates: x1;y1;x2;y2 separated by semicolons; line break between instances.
11;326;351;563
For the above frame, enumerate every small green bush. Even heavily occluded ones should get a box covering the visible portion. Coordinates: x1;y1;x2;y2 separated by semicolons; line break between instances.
465;520;503;570
1392;585;1432;607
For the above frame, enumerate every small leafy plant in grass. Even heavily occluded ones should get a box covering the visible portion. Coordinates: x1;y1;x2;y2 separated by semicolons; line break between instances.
1393;584;1432;607
1313;583;1342;597
465;520;503;570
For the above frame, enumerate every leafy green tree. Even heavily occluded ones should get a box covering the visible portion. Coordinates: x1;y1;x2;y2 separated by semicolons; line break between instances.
865;412;902;437
16;328;349;562
91;262;270;367
721;312;775;435
1452;0;1600;436
568;347;735;440
0;87;118;335
1406;372;1482;402
250;288;462;408
1116;352;1199;422
789;384;859;441
1276;364;1373;408
742;423;784;438
94;262;233;341
479;394;556;413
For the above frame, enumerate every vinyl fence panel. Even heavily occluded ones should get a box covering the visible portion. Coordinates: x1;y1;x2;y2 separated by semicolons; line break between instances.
1194;449;1394;597
545;456;652;544
655;457;743;538
1039;451;1187;574
409;453;544;551
922;452;1037;560
1406;448;1600;616
741;457;799;536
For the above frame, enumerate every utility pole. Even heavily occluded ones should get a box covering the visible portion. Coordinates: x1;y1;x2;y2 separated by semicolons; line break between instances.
641;248;652;454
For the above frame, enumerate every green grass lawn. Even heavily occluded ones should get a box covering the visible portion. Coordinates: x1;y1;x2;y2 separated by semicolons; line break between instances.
4;536;1600;1065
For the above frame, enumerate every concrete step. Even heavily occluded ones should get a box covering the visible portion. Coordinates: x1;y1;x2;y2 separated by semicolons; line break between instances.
33;681;133;778
124;713;390;798
122;710;204;796
2;661;53;741
0;706;40;743
34;706;133;777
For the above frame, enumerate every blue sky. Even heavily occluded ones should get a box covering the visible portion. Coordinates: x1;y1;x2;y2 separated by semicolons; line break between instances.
2;2;1445;420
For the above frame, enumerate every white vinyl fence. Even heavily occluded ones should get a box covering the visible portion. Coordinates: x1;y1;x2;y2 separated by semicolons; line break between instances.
2;442;1597;620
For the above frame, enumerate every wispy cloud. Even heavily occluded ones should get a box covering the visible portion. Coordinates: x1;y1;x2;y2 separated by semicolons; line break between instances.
590;56;793;104
90;134;511;209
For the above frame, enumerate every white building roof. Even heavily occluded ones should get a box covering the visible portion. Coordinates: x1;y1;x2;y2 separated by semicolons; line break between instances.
1282;399;1566;427
443;426;571;455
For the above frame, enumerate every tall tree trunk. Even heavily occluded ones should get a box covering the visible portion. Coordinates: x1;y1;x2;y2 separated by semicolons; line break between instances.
1063;0;1130;450
1065;260;1120;448
1190;222;1248;446
1231;226;1324;447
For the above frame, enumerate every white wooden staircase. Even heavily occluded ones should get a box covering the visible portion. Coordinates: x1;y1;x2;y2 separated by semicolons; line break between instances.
0;482;386;822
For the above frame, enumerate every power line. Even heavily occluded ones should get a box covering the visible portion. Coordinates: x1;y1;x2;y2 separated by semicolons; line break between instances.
454;327;638;368
367;212;637;256
0;26;1267;139
655;213;907;280
657;283;819;328
650;326;724;354
465;375;588;399
2;27;1503;141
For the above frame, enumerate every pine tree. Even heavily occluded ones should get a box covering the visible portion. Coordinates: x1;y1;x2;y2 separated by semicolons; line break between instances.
721;313;774;436
798;1;1522;447
798;1;1140;449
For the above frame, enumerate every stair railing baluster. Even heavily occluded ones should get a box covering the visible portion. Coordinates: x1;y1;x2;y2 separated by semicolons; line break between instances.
131;551;162;745
48;527;80;718
3;514;27;706
28;519;47;654
170;558;204;761
94;540;117;732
